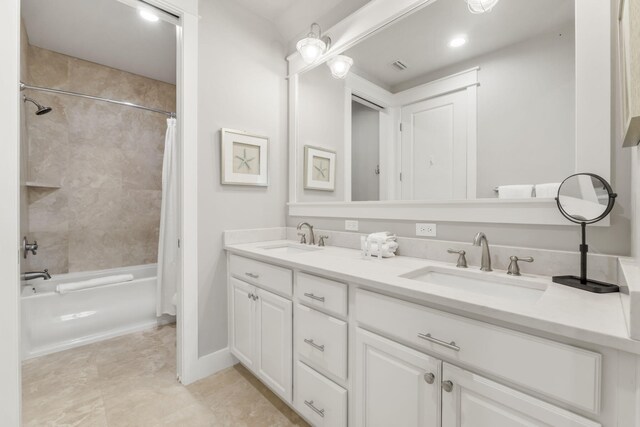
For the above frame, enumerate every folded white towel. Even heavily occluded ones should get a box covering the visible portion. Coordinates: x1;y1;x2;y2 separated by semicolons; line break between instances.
498;185;534;199
361;236;398;258
535;183;561;198
56;274;134;294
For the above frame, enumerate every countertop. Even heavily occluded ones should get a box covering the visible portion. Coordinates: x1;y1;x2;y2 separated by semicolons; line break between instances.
225;240;639;354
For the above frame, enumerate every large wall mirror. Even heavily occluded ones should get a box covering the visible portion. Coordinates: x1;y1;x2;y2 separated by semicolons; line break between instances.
289;0;611;224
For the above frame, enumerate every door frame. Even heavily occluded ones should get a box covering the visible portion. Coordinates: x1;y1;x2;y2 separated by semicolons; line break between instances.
0;0;199;423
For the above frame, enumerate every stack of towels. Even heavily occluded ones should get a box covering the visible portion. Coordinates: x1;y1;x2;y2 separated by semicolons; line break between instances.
361;232;399;258
497;183;561;199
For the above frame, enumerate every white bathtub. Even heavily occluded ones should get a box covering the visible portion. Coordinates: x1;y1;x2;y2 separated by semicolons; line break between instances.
21;264;170;359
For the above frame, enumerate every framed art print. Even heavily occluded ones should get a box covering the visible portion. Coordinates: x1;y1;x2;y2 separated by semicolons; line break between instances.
304;145;336;191
221;128;269;186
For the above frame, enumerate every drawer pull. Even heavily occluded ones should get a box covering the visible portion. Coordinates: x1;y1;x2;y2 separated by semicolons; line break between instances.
304;400;325;417
245;272;259;279
424;372;435;384
304;292;325;302
442;380;454;393
417;333;460;352
304;338;325;352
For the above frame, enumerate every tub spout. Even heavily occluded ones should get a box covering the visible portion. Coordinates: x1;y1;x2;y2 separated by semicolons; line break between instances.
22;269;51;281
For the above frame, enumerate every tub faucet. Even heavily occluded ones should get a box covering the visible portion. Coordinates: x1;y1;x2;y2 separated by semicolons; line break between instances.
472;232;492;272
22;269;51;281
296;222;315;245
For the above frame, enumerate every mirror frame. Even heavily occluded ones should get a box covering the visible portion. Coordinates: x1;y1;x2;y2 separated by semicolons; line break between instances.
287;0;611;226
556;173;617;225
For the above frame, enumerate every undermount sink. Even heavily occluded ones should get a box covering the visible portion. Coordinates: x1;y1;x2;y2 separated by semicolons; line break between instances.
259;243;322;255
401;266;548;302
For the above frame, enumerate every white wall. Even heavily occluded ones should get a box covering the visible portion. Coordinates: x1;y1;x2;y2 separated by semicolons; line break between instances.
197;0;287;356
297;65;347;202
401;28;576;198
0;0;21;423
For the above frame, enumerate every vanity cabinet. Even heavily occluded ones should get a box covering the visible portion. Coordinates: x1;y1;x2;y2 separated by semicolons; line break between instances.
227;252;634;427
229;276;293;402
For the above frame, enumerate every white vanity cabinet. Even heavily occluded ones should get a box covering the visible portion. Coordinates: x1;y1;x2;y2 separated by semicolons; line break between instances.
228;256;293;402
226;251;636;427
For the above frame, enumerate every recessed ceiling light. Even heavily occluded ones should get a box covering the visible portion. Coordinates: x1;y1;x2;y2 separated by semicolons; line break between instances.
449;37;467;48
139;9;159;22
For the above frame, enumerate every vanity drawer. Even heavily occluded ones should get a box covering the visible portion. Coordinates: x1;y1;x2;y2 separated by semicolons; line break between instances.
295;361;347;427
295;304;348;381
296;272;348;317
355;289;601;414
229;254;292;297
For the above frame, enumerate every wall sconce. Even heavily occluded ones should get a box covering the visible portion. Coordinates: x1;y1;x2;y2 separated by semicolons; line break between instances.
327;55;353;79
466;0;500;14
296;23;332;64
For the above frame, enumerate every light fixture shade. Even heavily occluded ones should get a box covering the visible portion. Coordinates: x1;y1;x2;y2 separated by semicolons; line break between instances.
327;55;353;79
466;0;500;14
296;37;327;64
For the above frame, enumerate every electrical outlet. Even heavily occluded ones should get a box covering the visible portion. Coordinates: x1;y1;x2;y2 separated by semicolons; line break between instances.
345;220;359;231
416;223;437;237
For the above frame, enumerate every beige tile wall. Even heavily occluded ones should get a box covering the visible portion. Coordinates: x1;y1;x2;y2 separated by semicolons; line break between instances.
23;45;175;274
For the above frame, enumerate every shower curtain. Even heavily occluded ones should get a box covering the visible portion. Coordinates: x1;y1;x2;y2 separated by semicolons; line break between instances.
157;118;178;316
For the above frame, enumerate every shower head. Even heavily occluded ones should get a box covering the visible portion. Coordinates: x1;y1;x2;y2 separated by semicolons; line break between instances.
23;96;52;115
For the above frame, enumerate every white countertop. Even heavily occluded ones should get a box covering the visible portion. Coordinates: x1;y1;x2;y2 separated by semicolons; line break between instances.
225;240;639;354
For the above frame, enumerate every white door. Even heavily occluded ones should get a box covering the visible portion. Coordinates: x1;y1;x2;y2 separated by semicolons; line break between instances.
355;328;441;427
352;100;381;201
441;363;601;427
229;278;256;370
256;288;293;402
401;90;468;200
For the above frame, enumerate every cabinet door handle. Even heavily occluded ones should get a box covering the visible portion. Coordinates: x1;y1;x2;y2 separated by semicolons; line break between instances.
304;338;325;352
304;400;325;417
417;333;460;352
245;272;259;279
303;292;325;302
442;380;454;393
423;372;435;384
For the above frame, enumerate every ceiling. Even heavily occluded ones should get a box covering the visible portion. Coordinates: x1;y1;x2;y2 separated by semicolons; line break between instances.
233;0;371;49
22;0;177;84
345;0;575;92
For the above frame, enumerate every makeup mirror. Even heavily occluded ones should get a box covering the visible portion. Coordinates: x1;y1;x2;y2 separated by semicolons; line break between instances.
553;173;618;293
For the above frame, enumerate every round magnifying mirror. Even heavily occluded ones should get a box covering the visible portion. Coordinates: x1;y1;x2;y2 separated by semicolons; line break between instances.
553;173;618;293
556;173;616;224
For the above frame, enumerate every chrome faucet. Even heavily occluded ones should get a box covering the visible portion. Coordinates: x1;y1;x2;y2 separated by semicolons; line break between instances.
296;222;315;245
472;232;492;272
21;269;51;281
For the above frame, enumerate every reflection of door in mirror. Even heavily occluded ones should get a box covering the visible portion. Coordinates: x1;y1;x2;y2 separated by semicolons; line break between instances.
401;90;469;200
352;100;380;201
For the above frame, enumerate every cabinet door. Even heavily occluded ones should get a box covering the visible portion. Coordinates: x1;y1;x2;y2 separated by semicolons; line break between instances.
256;288;293;402
229;278;256;370
355;328;441;427
441;363;601;427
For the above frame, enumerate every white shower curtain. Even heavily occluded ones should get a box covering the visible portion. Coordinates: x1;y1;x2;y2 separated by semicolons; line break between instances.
157;118;178;316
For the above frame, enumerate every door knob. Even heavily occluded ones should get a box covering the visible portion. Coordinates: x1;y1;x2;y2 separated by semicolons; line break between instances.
442;380;454;393
424;372;435;384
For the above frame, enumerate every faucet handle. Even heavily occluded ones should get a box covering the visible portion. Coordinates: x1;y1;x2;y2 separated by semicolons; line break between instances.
507;256;534;276
318;235;329;247
297;232;307;244
447;249;468;268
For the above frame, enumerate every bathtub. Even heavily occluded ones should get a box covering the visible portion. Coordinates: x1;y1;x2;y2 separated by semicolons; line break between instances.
21;264;171;359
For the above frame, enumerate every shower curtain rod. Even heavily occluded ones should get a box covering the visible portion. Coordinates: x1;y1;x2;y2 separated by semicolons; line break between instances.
19;82;176;118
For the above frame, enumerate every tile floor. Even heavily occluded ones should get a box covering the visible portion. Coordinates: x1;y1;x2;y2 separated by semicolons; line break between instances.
22;324;309;426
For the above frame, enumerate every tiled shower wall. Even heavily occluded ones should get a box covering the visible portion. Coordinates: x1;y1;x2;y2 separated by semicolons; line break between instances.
23;43;175;274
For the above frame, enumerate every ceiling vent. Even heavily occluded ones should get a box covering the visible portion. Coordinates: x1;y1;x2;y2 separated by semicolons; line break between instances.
391;60;408;71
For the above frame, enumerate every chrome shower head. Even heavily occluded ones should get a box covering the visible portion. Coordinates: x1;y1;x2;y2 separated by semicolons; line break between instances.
23;96;52;115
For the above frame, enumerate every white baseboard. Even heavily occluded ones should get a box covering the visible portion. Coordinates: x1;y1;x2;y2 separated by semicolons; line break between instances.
181;347;238;385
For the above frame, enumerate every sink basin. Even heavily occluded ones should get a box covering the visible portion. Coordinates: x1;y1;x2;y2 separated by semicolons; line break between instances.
259;243;322;255
401;266;547;302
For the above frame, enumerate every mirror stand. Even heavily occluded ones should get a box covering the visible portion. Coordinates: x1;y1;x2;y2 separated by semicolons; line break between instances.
552;222;619;293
